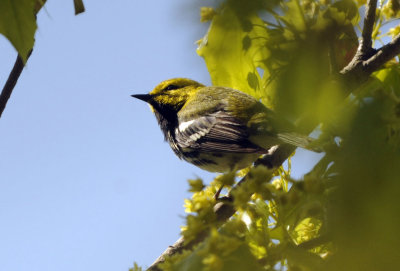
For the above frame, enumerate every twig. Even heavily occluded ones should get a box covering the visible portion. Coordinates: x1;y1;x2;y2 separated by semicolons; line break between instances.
360;0;378;57
147;196;236;271
1;0;47;119
340;32;400;88
340;0;378;81
147;234;208;271
0;54;29;118
364;33;400;73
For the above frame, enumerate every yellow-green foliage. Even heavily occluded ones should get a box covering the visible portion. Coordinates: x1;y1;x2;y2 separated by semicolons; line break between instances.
149;0;400;270
129;262;143;271
0;0;82;62
0;0;38;62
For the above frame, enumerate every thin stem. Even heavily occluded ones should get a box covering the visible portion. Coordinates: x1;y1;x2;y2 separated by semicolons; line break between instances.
0;54;27;118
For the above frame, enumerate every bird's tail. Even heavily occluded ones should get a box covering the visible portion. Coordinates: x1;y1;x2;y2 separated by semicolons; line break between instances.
277;132;322;153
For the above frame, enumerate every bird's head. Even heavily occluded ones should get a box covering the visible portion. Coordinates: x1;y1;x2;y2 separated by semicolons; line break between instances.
132;78;204;112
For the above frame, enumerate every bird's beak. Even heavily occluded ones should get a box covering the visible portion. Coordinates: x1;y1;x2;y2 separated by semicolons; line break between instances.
131;94;152;103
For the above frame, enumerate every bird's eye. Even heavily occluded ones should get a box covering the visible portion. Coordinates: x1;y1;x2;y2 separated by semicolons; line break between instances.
163;84;180;91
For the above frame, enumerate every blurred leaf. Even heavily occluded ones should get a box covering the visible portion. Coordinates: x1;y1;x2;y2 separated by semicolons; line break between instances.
200;7;216;22
219;244;264;271
326;100;400;271
34;0;46;13
73;0;85;15
165;232;264;271
314;81;347;123
281;0;307;32
286;244;324;270
291;217;322;245
197;2;270;99
374;65;400;95
331;0;359;24
269;225;285;240
129;262;143;271
0;0;37;62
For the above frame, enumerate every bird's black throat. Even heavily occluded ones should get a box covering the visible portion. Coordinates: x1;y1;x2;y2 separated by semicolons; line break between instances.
151;104;180;147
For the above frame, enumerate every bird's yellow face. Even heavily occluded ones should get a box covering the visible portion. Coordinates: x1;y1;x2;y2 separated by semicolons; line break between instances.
148;78;204;111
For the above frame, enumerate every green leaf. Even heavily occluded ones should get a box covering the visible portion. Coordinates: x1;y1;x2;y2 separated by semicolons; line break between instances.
291;217;322;245
197;4;269;99
73;0;85;15
374;65;400;95
331;0;359;24
286;244;324;270
281;0;307;32
0;0;37;62
129;262;143;271
269;225;285;240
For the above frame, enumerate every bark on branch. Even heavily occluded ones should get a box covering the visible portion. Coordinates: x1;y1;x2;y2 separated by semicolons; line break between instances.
340;31;400;88
359;0;377;57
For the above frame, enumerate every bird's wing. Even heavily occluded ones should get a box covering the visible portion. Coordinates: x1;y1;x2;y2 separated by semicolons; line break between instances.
175;111;265;153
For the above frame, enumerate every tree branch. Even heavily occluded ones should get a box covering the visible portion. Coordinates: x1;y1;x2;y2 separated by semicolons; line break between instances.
340;32;400;88
359;0;378;56
364;33;400;73
341;0;378;81
0;54;28;118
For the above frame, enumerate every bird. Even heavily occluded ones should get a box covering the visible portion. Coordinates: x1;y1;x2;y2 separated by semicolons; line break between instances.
132;78;318;173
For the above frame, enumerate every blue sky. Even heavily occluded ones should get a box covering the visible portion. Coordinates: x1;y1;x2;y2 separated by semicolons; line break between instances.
0;1;322;270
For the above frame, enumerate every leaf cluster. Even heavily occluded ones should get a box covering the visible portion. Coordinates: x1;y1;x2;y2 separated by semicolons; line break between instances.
0;0;85;62
146;0;400;270
0;0;85;118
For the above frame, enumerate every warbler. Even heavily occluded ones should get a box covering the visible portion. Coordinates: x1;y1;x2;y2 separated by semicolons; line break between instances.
132;78;317;173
